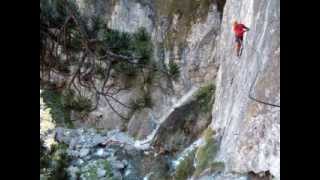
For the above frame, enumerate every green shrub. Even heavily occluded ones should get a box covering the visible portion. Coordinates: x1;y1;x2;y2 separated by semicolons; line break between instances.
204;127;216;141
80;159;114;180
103;29;132;55
195;84;215;113
113;61;138;77
168;61;180;79
53;60;71;74
40;0;67;27
144;69;160;86
61;89;75;108
74;96;92;112
41;89;73;128
130;93;153;112
67;28;83;52
194;127;224;176
143;95;153;108
68;96;91;113
194;139;218;176
40;139;50;173
50;145;70;180
134;41;152;64
174;150;196;180
144;73;154;85
95;64;107;79
131;27;153;65
62;89;92;113
133;27;149;42
40;143;70;180
101;28;154;86
89;16;105;38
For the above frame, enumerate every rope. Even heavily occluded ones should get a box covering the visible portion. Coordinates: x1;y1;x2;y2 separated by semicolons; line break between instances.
243;37;280;108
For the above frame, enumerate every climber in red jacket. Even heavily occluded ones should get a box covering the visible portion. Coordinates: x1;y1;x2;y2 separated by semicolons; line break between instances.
233;21;250;57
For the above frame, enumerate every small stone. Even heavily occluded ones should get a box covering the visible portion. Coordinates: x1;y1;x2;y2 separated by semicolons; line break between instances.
112;170;122;179
67;166;79;179
97;168;106;178
112;160;125;169
76;128;84;134
107;156;117;162
69;139;79;149
55;128;64;142
96;149;104;156
77;159;84;165
122;160;128;165
79;148;90;157
84;156;91;161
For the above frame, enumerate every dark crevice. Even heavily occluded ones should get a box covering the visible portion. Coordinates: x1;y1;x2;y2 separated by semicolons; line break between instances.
248;170;274;180
214;0;227;19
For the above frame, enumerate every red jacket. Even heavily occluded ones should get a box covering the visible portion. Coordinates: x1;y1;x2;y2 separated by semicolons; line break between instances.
233;24;248;37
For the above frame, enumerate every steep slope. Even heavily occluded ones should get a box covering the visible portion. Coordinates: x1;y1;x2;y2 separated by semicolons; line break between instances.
208;0;280;179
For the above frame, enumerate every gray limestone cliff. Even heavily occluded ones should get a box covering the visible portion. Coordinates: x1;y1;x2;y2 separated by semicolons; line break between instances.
41;0;280;179
208;0;280;179
62;0;223;139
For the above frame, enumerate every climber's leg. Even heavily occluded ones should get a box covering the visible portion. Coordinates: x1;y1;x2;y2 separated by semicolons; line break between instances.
238;36;244;57
239;42;243;57
236;43;241;57
235;36;242;57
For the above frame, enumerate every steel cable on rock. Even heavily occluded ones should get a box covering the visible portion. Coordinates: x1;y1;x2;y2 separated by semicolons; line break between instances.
242;20;280;108
217;4;280;157
241;16;280;108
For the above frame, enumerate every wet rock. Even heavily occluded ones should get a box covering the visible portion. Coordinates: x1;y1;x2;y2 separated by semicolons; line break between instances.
122;160;128;166
54;128;64;142
76;159;85;166
95;148;104;157
127;108;157;140
79;148;90;158
97;168;106;178
69;138;79;150
112;169;123;180
111;160;125;169
123;164;141;180
67;166;80;180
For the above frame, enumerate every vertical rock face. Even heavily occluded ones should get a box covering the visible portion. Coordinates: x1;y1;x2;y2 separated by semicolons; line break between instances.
210;0;280;179
104;0;222;95
108;0;154;34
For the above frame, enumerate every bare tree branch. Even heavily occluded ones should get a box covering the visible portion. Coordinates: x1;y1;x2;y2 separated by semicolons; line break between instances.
104;96;129;121
68;51;88;89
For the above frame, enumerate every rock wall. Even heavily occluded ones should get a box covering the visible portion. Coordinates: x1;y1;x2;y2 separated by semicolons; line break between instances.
41;0;280;179
73;0;222;138
71;0;280;178
209;0;280;179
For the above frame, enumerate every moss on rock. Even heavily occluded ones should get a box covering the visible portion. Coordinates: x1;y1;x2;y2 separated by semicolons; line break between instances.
155;0;212;52
40;142;70;180
80;159;114;180
41;89;74;128
195;83;216;113
174;149;196;180
194;127;224;177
